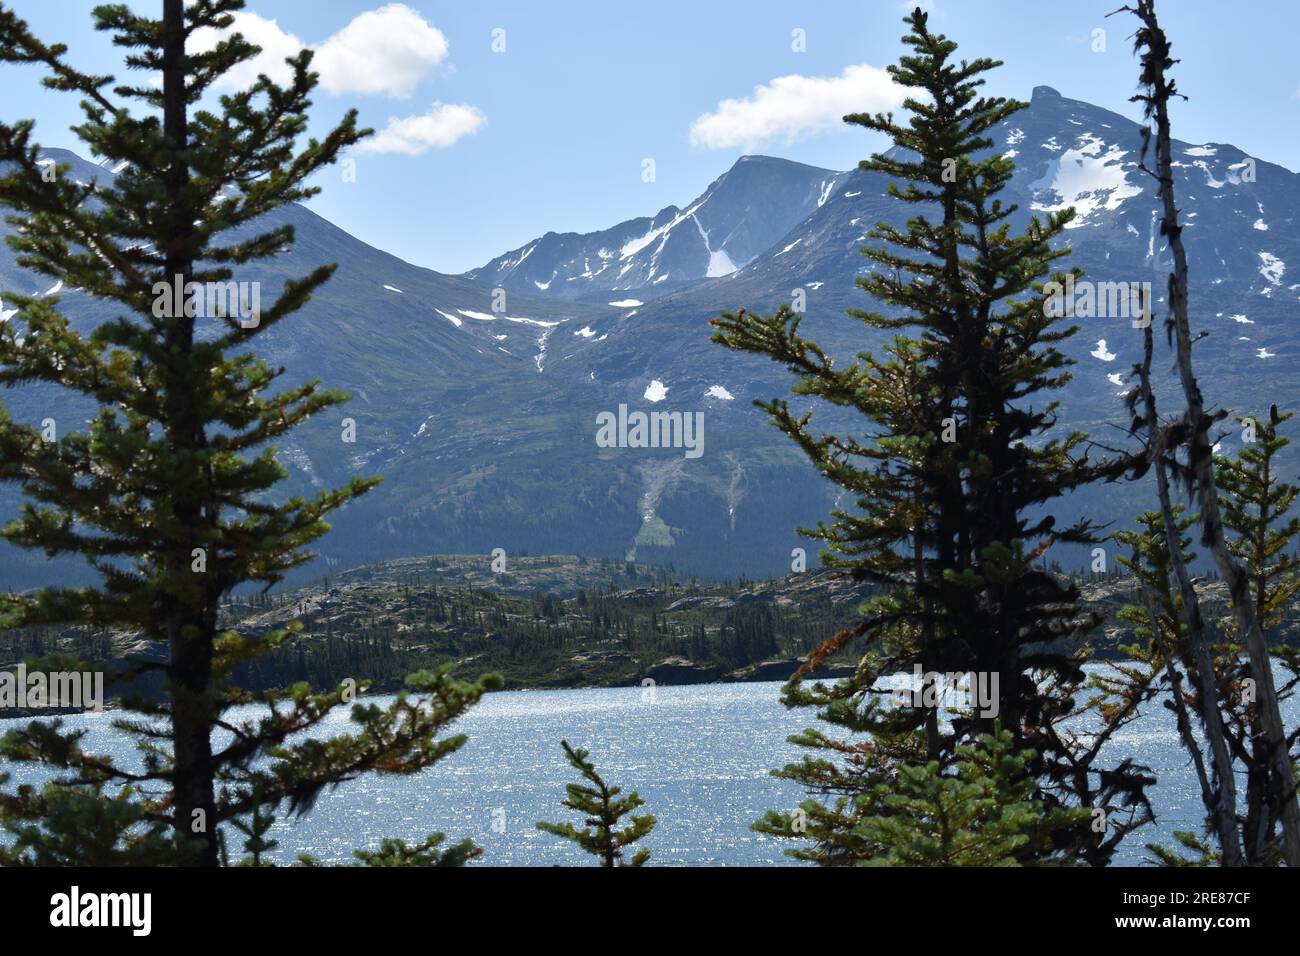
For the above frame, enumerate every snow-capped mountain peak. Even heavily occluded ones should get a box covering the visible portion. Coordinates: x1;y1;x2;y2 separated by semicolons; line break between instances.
465;155;847;301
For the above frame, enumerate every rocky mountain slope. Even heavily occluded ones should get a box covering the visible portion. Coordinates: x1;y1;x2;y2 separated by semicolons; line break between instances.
1;85;1296;586
464;156;847;301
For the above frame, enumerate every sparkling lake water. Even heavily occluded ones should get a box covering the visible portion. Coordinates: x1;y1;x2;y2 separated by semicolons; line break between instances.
5;672;1293;866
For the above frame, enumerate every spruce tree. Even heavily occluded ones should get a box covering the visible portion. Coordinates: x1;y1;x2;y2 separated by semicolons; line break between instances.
537;740;655;867
1115;483;1300;866
0;0;499;866
713;6;1152;864
220;783;277;867
1212;410;1300;864
1217;409;1300;639
297;833;480;868
769;730;1089;867
1112;508;1228;864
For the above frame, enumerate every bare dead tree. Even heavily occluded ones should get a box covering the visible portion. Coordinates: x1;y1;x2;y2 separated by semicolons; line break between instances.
1114;0;1300;866
1130;306;1244;865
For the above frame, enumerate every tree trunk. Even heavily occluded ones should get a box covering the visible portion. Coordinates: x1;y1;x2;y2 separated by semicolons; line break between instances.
1131;0;1300;866
161;0;218;868
914;490;941;759
1136;319;1244;866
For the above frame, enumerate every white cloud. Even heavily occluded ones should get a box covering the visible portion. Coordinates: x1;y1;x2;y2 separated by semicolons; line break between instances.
690;64;903;149
192;4;449;100
314;3;449;99
357;102;486;155
191;12;305;89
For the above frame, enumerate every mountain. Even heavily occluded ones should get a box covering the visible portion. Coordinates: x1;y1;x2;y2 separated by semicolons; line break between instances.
605;86;1300;435
463;156;848;302
453;85;1300;574
0;148;613;586
2;86;1297;588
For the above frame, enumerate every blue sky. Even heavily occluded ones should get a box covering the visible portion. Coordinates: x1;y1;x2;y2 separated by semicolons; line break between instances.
1;0;1296;274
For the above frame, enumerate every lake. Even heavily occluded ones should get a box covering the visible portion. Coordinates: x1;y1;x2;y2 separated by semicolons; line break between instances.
3;673;1290;866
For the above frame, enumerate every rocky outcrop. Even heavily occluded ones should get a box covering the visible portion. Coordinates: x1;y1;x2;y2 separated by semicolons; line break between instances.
641;656;723;685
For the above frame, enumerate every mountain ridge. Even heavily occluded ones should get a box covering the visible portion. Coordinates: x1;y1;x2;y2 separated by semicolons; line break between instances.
2;84;1297;586
463;154;847;302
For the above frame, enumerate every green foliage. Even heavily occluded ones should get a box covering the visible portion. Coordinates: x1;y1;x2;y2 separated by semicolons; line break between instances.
2;560;870;700
0;0;498;865
1216;410;1300;637
1114;508;1195;649
296;832;480;868
0;775;175;866
1210;409;1300;863
758;730;1089;866
1144;831;1218;868
221;784;278;867
712;6;1150;865
537;740;656;867
1089;509;1194;738
1113;421;1300;866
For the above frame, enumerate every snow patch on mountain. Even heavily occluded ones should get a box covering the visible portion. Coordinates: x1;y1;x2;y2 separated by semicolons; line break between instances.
1258;252;1285;285
621;205;701;259
1181;159;1225;189
458;308;561;328
689;214;740;278
534;329;553;372
1030;134;1141;226
1091;340;1117;361
707;249;738;277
